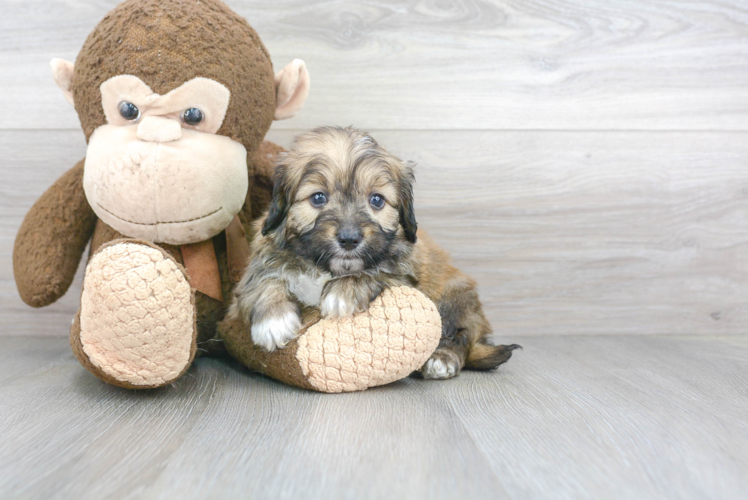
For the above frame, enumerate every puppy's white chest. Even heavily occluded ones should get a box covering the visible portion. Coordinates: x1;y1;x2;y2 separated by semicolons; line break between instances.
288;272;331;307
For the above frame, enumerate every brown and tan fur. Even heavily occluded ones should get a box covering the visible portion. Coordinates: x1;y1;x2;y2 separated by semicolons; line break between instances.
233;126;519;379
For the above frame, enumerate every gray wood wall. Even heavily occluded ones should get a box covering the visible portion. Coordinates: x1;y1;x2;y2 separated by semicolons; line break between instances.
2;0;747;337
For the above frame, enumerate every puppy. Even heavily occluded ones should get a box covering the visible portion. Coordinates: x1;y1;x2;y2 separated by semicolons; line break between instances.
230;126;519;379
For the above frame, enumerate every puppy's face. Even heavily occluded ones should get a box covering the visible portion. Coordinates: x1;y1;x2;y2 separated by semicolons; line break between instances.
262;127;417;276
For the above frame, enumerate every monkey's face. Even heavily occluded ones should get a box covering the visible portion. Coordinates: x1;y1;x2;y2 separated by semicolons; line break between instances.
83;75;247;245
261;127;418;276
50;0;312;245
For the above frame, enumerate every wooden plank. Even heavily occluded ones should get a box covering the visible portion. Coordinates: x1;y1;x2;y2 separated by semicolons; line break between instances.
376;130;748;336
0;335;746;499
3;129;748;336
444;335;748;499
1;130;87;336
0;336;509;499
2;0;748;131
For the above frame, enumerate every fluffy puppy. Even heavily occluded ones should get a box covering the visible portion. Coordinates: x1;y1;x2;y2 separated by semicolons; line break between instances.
231;126;519;379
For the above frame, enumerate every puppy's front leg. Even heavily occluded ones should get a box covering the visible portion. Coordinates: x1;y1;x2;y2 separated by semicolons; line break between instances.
320;275;388;318
236;277;301;352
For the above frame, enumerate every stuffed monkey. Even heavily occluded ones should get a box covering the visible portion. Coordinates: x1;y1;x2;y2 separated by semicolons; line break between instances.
14;0;441;392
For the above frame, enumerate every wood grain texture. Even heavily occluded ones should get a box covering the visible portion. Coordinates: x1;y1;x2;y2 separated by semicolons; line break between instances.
2;0;748;131
1;130;87;335
4;129;748;336
0;335;746;499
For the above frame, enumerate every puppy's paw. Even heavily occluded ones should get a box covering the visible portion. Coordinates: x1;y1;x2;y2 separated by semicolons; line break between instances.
320;277;379;318
320;292;357;318
250;311;301;351
421;349;462;380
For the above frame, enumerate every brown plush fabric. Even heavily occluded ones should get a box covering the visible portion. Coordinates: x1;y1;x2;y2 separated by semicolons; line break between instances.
13;160;97;307
219;309;317;391
72;0;276;156
250;139;284;186
225;215;251;284
244;140;284;228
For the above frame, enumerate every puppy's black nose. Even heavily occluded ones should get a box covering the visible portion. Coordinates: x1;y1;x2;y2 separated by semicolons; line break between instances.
337;228;362;250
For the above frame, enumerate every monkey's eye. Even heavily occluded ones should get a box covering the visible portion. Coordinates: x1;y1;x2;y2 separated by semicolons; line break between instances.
310;192;328;208
183;108;203;126
119;102;140;121
369;194;385;210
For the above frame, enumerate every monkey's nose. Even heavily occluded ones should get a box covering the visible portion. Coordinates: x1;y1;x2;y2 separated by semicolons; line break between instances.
337;228;362;251
136;116;182;143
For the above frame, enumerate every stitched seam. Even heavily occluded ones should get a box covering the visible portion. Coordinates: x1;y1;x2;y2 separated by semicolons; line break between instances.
97;203;222;225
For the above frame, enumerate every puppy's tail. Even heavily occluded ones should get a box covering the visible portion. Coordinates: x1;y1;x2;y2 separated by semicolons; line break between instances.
464;340;522;371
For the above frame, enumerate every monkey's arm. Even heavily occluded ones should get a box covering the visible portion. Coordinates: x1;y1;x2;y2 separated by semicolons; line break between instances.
242;140;285;224
13;159;97;307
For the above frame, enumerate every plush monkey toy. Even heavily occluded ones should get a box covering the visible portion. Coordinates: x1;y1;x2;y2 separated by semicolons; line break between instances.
14;0;441;392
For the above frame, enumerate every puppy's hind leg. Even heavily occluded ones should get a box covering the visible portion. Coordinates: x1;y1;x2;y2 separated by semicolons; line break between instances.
421;276;520;379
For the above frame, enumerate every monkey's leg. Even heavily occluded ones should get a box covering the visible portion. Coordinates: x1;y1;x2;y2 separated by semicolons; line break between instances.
71;239;197;389
421;277;520;380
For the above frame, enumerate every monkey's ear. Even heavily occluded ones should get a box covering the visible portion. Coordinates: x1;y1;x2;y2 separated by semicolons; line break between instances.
50;58;75;106
399;162;418;243
261;164;290;236
274;59;310;120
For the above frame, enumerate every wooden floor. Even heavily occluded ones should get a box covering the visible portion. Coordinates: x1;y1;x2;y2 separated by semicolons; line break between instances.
0;334;746;500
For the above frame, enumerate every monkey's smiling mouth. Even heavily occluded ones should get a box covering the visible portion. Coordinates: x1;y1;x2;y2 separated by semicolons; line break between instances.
97;203;223;226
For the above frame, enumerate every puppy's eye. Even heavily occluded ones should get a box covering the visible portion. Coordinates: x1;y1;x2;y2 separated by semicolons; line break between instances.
183;108;203;125
310;192;328;207
119;102;140;121
369;194;385;210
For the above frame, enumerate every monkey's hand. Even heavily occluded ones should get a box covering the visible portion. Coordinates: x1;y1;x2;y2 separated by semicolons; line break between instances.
14;160;97;307
320;276;386;318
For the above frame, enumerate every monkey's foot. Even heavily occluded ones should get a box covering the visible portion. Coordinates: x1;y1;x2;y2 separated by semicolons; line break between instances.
72;240;197;389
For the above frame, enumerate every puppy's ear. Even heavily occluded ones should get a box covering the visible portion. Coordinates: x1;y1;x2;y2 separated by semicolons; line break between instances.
399;161;418;243
262;164;290;236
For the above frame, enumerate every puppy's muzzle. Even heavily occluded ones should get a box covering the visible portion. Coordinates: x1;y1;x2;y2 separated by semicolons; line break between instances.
337;228;362;251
